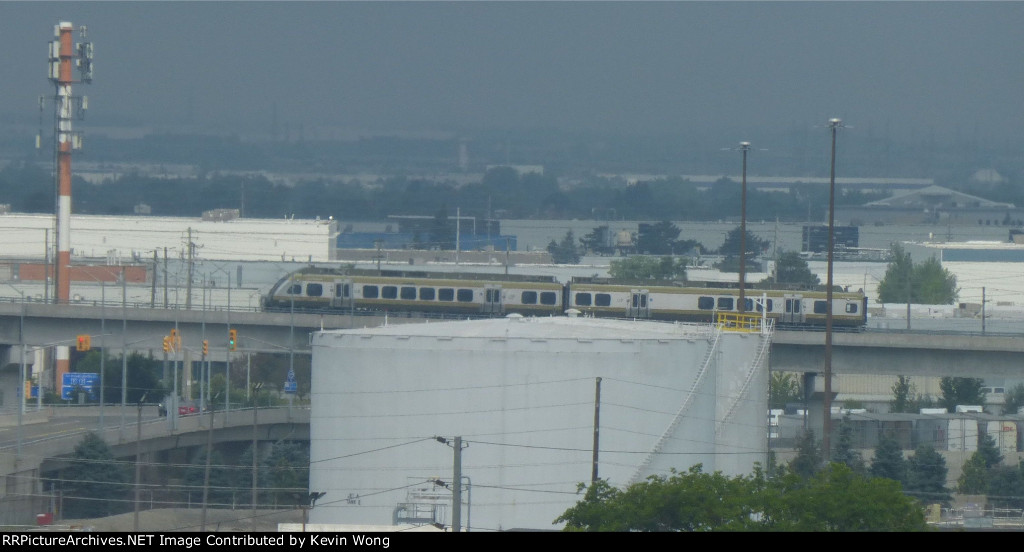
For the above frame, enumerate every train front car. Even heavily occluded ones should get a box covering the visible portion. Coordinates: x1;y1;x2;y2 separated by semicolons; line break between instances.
565;277;867;329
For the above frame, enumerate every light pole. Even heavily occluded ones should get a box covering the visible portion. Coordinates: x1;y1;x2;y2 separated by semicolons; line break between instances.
98;281;105;431
133;392;147;531
3;284;26;458
251;381;263;514
738;141;751;313
120;271;128;440
823;118;842;460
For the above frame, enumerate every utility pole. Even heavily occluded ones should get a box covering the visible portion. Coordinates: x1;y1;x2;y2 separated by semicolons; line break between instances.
185;228;195;310
982;286;986;334
133;392;147;531
200;395;216;532
251;382;263;514
592;377;601;483
163;247;168;308
150;250;157;308
453;436;463;532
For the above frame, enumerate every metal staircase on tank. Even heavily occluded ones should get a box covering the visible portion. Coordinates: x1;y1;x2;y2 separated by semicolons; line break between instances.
716;316;774;437
627;324;722;486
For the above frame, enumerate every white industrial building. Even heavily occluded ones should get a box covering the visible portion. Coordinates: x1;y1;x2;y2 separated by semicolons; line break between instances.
0;212;336;262
309;315;771;531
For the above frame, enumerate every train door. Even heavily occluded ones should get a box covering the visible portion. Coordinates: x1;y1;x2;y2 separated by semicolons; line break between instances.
331;279;354;309
481;285;504;315
626;289;651;318
782;294;804;324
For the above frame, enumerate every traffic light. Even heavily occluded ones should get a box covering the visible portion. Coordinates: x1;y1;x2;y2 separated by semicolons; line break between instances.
76;334;91;352
202;339;209;356
162;336;171;353
170;328;181;350
228;329;237;351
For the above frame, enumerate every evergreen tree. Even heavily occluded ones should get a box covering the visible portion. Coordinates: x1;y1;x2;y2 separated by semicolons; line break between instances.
957;452;989;494
183;446;236;507
547;230;582;264
977;433;1003;468
905;443;950;504
986;461;1024;509
262;441;310;507
890;375;914;413
789;429;821;479
62;432;131;519
869;434;907;486
429;206;455;250
771;250;820;287
1002;383;1024;415
939;377;986;412
832;415;865;474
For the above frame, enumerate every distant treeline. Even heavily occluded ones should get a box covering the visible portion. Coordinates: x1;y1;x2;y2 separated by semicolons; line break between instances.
0;162;892;223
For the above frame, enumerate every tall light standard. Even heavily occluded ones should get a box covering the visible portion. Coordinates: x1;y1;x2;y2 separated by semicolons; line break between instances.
251;381;263;514
738;141;751;313
3;284;26;458
120;271;128;440
823;118;843;459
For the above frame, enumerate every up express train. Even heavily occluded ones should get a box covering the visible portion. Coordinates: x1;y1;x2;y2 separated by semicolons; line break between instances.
263;267;868;329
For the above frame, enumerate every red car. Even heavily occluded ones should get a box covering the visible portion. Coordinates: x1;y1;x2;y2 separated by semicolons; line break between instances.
178;402;198;415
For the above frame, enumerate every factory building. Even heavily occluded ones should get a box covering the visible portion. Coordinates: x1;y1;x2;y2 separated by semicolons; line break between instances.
309;315;770;530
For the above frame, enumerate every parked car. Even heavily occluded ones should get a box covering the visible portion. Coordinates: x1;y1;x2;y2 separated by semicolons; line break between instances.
158;403;167;417
178;401;198;415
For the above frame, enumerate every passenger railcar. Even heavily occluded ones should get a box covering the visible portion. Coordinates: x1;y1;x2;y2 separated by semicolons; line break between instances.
264;267;868;329
263;267;564;317
565;278;867;328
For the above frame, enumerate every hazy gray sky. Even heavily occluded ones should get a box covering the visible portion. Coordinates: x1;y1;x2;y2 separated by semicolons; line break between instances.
3;1;1023;143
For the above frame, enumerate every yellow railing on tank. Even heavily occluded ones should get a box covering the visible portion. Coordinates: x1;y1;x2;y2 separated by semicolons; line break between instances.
716;312;764;333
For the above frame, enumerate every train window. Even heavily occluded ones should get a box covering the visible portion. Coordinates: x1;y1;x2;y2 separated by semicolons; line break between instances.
743;298;753;312
382;286;398;299
698;296;714;310
420;287;435;301
457;289;474;302
521;291;538;304
595;293;611;307
486;289;501;303
288;284;302;295
334;284;343;298
575;293;592;306
846;303;859;314
439;288;455;301
717;297;734;311
540;292;558;305
401;286;416;300
306;283;323;297
756;299;773;312
363;285;379;299
344;284;350;298
814;301;828;314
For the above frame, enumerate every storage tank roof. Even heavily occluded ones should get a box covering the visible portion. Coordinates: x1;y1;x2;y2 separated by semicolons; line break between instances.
319;315;715;341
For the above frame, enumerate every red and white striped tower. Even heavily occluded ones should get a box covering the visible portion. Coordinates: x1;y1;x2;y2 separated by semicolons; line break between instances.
47;22;92;389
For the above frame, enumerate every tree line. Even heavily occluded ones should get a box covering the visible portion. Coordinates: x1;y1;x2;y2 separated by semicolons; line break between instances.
0;161;884;223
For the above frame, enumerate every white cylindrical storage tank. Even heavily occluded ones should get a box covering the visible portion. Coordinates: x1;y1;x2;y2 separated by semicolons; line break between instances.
308;317;767;530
